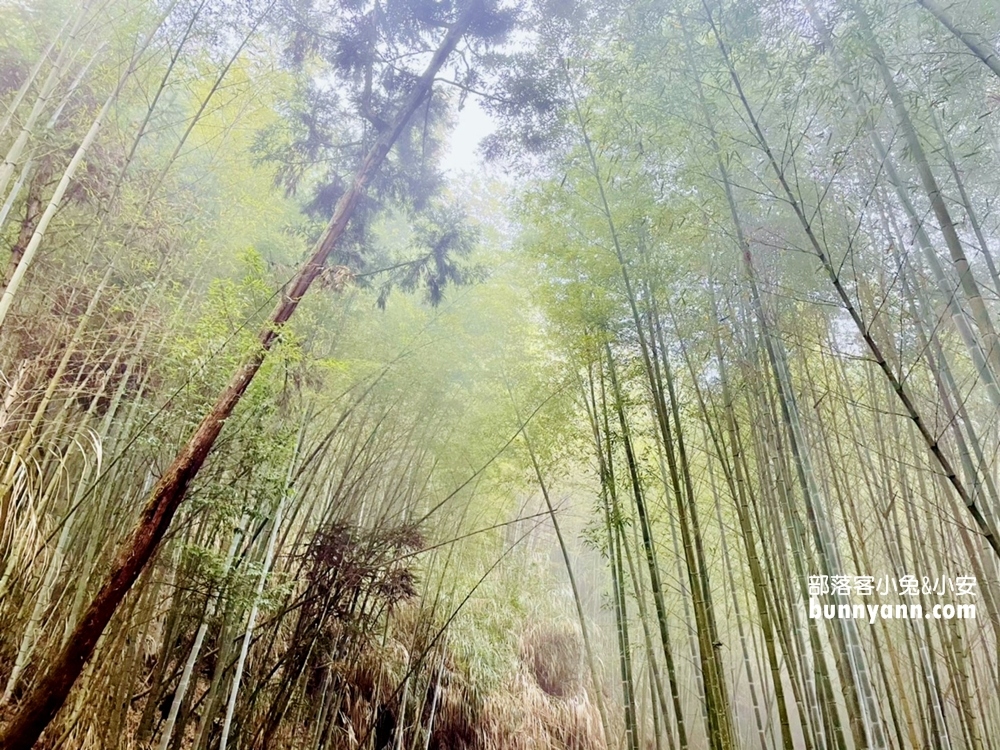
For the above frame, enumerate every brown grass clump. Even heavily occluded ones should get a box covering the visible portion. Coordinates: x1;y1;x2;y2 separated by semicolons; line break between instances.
466;622;605;749
479;672;606;750
321;638;407;747
426;671;481;750
520;623;584;698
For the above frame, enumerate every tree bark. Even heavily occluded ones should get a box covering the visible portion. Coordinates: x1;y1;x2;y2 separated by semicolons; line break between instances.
0;3;481;746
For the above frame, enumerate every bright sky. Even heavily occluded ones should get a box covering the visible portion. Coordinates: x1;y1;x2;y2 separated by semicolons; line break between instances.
441;96;496;175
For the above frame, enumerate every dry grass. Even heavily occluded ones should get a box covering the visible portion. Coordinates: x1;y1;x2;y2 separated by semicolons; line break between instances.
478;672;605;750
347;616;607;750
6;612;610;749
520;623;584;698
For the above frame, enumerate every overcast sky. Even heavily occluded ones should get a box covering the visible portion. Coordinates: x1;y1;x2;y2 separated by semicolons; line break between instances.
442;95;496;175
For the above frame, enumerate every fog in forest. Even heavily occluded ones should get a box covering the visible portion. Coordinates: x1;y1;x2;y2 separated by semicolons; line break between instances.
1;0;999;748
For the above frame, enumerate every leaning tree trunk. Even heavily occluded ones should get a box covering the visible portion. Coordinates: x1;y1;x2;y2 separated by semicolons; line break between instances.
916;0;1000;80
0;3;483;747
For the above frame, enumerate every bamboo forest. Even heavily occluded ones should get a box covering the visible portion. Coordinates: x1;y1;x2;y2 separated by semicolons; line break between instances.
4;0;1000;747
